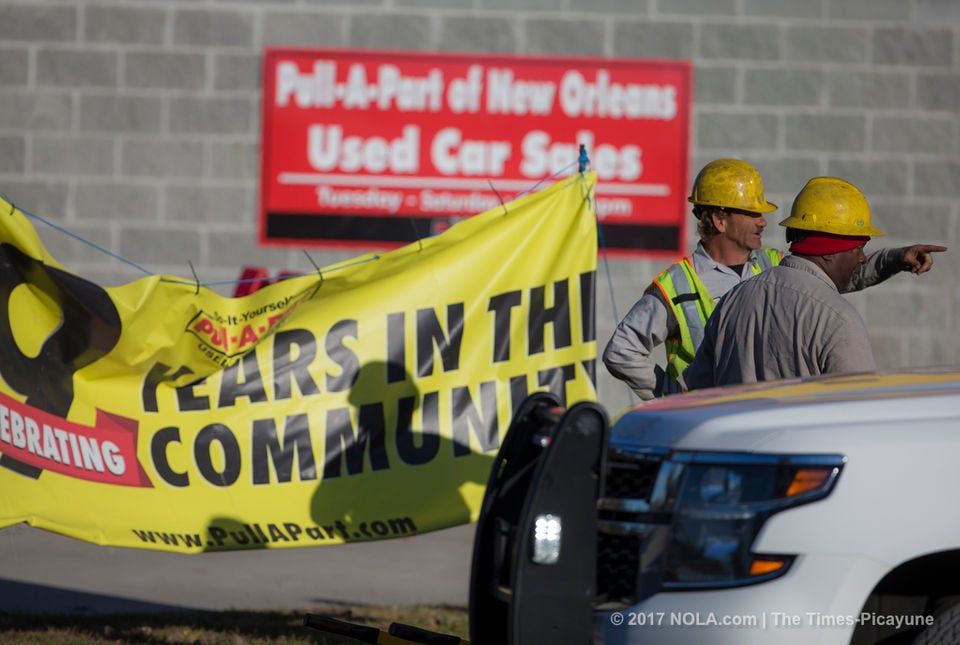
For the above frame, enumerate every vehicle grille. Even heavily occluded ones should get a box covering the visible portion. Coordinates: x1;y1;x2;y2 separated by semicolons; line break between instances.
603;453;660;501
595;451;664;605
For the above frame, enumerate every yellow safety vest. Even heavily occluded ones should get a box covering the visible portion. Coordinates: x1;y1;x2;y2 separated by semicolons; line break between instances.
652;248;782;394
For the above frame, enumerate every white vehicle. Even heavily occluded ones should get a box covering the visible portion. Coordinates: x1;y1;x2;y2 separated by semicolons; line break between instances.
469;366;960;645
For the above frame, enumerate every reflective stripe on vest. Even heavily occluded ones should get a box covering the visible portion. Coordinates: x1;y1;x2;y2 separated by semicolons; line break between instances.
754;248;779;272
653;248;782;394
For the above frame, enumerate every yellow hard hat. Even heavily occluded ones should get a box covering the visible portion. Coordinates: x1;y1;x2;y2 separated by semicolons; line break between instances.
687;158;778;214
779;177;885;236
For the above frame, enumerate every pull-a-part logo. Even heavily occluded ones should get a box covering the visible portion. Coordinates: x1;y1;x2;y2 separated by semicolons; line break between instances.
188;291;313;364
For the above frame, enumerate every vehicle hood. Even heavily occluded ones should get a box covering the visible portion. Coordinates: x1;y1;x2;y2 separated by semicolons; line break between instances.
608;367;960;453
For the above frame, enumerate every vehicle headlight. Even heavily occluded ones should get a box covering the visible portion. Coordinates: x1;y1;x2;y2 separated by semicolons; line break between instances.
661;452;844;589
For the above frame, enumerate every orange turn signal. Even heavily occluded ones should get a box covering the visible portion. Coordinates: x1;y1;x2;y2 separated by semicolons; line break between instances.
749;559;787;577
786;468;833;497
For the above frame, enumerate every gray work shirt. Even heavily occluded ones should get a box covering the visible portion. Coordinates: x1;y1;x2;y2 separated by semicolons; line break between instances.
683;254;877;390
603;243;902;401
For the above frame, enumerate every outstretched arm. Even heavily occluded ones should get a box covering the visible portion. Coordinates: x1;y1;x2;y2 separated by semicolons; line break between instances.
844;244;948;292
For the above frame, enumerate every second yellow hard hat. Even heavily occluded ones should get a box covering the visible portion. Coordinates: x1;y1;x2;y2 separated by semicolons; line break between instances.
779;177;885;236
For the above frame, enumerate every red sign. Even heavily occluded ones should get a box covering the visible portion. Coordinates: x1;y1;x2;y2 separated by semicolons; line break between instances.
259;48;692;257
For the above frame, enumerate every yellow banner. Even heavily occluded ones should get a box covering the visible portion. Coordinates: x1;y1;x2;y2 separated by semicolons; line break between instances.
0;173;598;552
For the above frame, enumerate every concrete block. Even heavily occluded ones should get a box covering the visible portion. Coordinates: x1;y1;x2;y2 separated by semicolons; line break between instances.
950;208;960;249
301;0;380;5
121;139;205;179
481;0;565;10
743;0;823;18
867;332;904;370
0;93;72;130
827;0;912;20
169;97;254;134
826;70;911;108
693;64;737;104
84;5;166;45
914;160;960;198
37;49;118;87
165;184;255;224
865;284;949;329
125;52;208;90
872;116;955;155
0;47;28;85
397;0;472;7
917;72;960;111
75;183;159;222
700;23;781;60
118;226;204;267
437;16;517;54
173;8;255;47
695;111;778;150
785;25;868;63
349;14;434;51
750;156;823;202
743;67;825;106
525;18;605;56
32;136;115;176
0;5;76;42
79;95;163;133
0;136;26;173
655;0;736;16
916;0;960;25
208;231;297;270
874;27;953;67
907;332;960;368
612;21;694;59
825;158;909;197
784;114;866;151
262;12;347;48
214;53;261;92
569;0;652;13
870;202;952;242
208;141;259;180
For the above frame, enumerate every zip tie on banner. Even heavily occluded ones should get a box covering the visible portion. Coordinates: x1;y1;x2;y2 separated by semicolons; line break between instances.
409;217;424;252
303;250;324;286
187;260;200;295
488;180;508;216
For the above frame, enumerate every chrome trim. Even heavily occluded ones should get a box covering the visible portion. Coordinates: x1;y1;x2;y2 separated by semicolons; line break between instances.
669;451;846;467
597;497;650;513
598;520;650;536
607;445;670;462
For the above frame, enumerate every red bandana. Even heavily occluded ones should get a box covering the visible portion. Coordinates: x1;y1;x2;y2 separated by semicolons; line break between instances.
789;232;870;256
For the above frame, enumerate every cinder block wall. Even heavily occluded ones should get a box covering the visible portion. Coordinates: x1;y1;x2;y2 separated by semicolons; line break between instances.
1;0;957;415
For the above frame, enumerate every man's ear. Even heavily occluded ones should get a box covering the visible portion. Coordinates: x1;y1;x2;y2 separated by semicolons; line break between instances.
711;210;727;232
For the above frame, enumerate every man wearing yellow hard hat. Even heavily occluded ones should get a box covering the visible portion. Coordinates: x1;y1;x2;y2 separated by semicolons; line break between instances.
603;160;945;400
684;177;947;389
